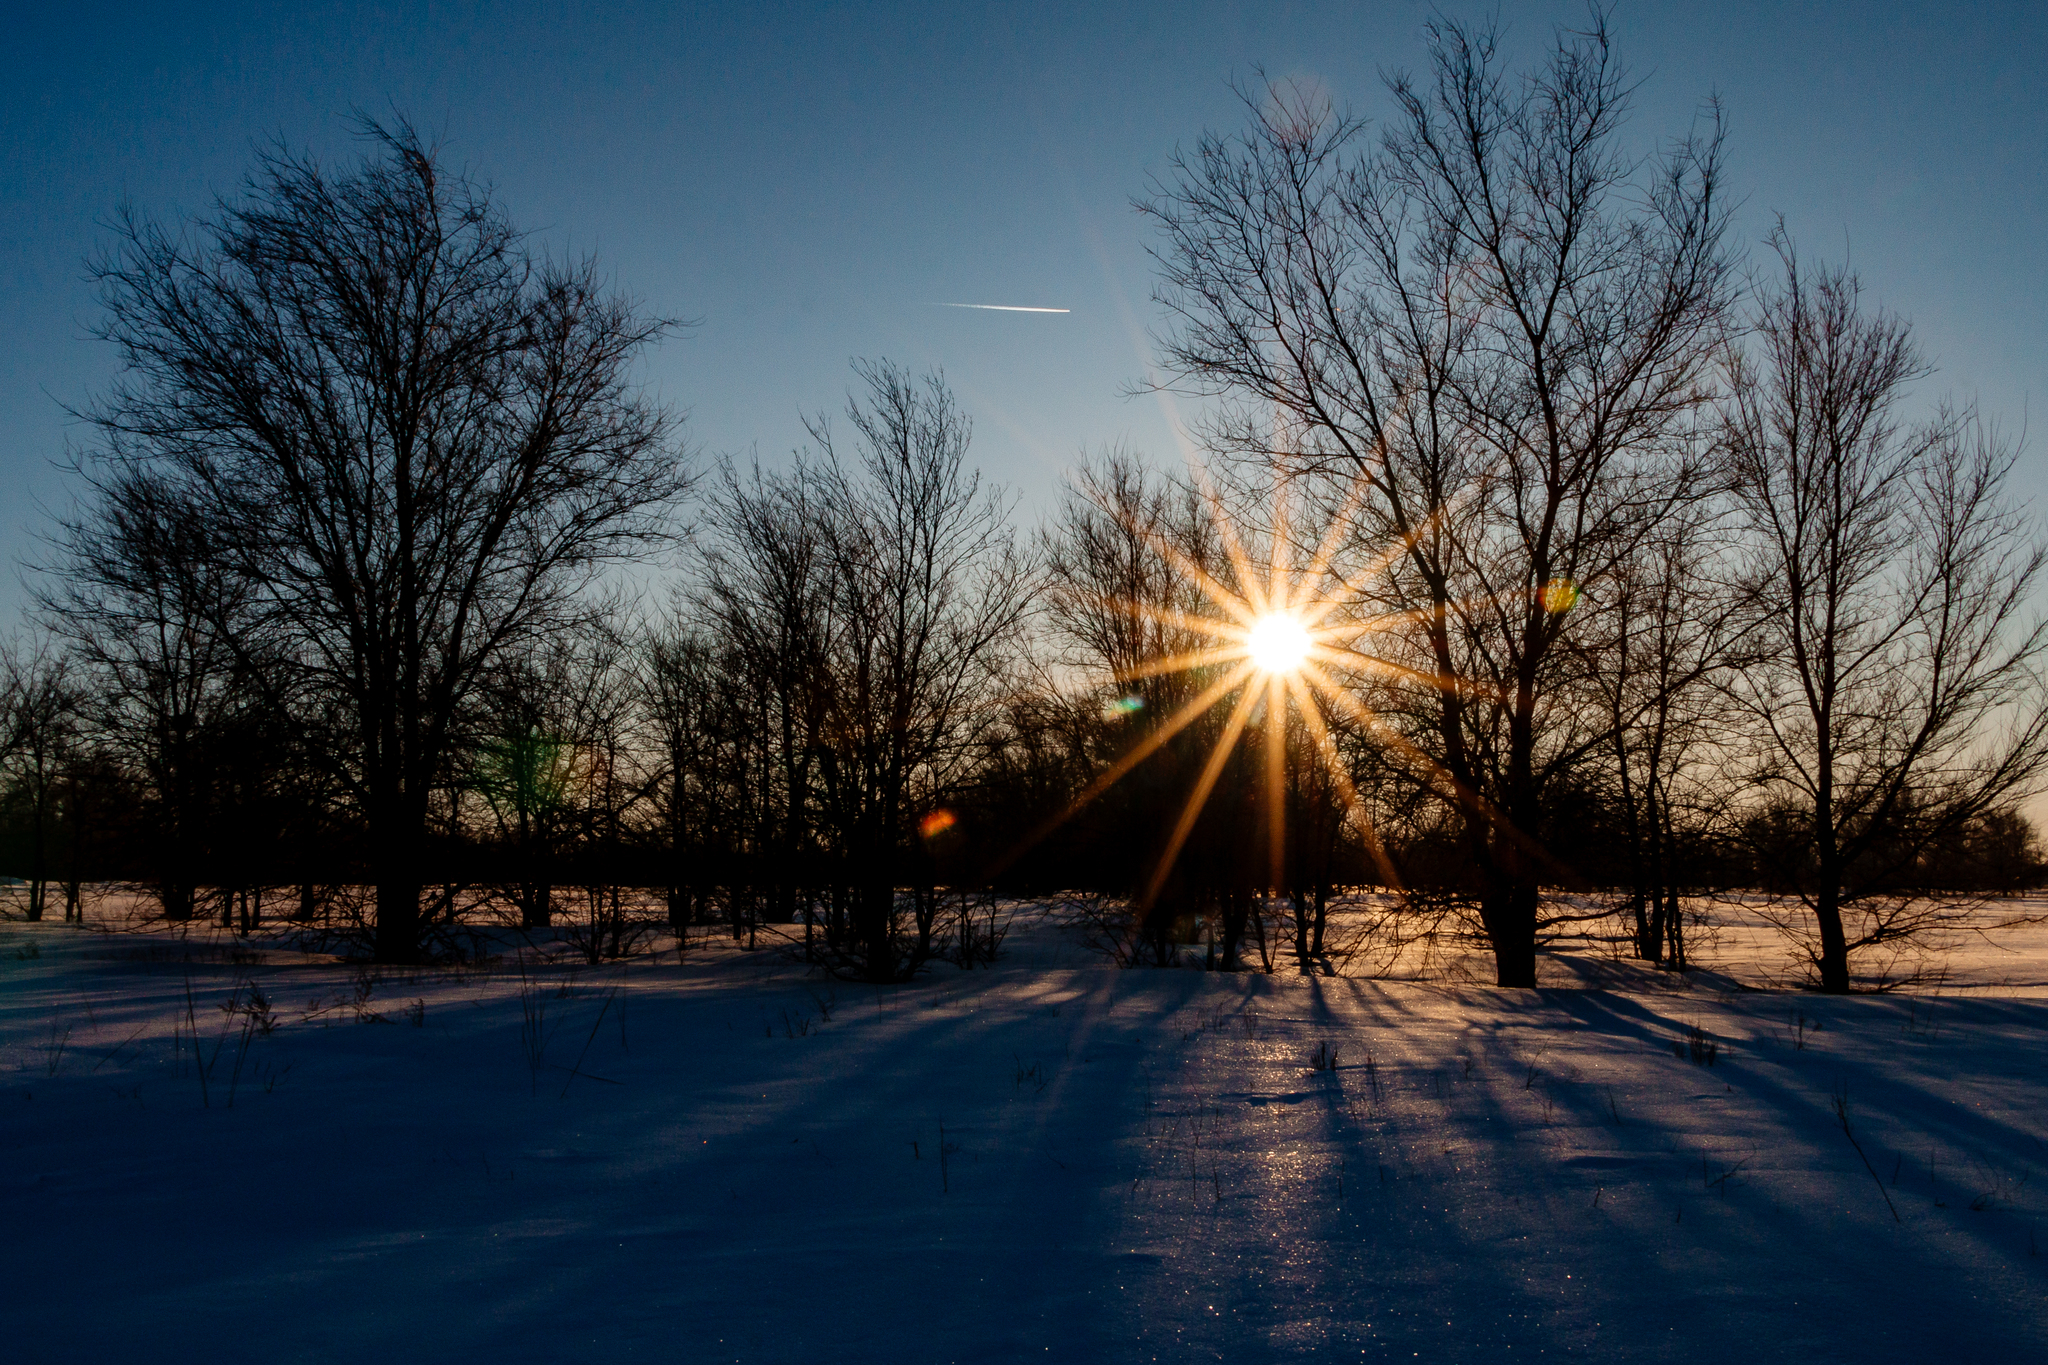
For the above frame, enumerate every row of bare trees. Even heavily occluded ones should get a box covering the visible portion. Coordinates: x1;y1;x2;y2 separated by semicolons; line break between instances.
1128;12;2048;989
4;17;2045;991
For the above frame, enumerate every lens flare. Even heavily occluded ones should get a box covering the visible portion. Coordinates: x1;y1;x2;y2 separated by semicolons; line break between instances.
1245;613;1312;675
919;809;957;843
1100;694;1145;720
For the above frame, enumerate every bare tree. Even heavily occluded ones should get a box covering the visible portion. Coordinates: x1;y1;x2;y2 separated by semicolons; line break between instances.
704;459;835;936
1038;449;1234;964
1579;508;1743;968
1724;236;2048;991
0;640;82;922
806;361;1032;981
1042;448;1219;711
69;118;690;961
547;621;651;964
41;469;259;923
472;642;588;931
1142;13;1734;984
638;611;725;941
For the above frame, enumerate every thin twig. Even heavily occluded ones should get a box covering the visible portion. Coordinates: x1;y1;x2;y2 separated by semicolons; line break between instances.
1832;1081;1901;1224
558;981;622;1099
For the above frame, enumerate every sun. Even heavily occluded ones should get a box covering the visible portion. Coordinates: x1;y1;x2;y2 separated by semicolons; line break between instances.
993;462;1438;907
1245;611;1312;675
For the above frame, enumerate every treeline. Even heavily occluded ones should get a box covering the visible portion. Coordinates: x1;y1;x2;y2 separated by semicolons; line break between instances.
4;18;2046;989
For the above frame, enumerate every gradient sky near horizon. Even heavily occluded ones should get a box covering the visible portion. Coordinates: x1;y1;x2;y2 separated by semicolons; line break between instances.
3;1;2045;627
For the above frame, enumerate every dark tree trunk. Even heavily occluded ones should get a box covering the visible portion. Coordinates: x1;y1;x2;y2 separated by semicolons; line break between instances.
1814;883;1851;993
374;849;424;964
1289;886;1312;973
1484;880;1540;988
1217;885;1249;971
1248;892;1274;973
860;878;895;982
1661;887;1686;970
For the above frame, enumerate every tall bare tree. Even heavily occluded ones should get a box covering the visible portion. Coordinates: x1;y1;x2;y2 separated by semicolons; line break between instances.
1042;449;1218;712
42;469;256;923
0;640;82;921
806;361;1031;981
69;118;689;961
639;612;726;939
705;460;835;931
1142;13;1734;984
1580;507;1742;967
1724;236;2048;992
1038;449;1239;963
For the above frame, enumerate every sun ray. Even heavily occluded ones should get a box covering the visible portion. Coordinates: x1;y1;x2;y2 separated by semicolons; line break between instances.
1142;679;1263;907
1286;673;1402;891
1266;460;1292;612
1297;658;1570;881
1111;646;1256;682
1108;596;1254;642
1296;469;1372;591
1296;660;1475;806
986;662;1259;876
1144;526;1265;629
1265;671;1286;890
1312;641;1514;705
1189;462;1271;618
1305;489;1470;619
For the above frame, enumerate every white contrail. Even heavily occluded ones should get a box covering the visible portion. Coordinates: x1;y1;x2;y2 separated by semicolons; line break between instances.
936;303;1070;313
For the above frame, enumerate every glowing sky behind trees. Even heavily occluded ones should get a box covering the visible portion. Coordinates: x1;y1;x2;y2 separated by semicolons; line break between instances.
2;1;2043;626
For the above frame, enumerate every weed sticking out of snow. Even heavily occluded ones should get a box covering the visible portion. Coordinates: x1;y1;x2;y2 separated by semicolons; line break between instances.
1788;1006;1822;1050
38;1016;71;1076
1675;1022;1719;1066
1832;1080;1903;1223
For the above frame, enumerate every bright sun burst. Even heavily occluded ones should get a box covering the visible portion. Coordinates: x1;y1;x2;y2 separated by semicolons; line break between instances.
1001;467;1439;907
1244;611;1312;676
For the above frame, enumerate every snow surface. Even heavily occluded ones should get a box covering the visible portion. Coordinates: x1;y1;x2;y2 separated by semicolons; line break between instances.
3;905;2046;1362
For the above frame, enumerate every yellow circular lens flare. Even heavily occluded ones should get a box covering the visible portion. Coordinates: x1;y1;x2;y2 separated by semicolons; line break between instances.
1245;612;1312;675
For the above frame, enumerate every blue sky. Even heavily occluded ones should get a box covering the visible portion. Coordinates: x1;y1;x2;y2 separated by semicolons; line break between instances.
4;1;2045;624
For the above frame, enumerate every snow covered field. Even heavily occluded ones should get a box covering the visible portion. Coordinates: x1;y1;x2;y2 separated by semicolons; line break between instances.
3;904;2045;1362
